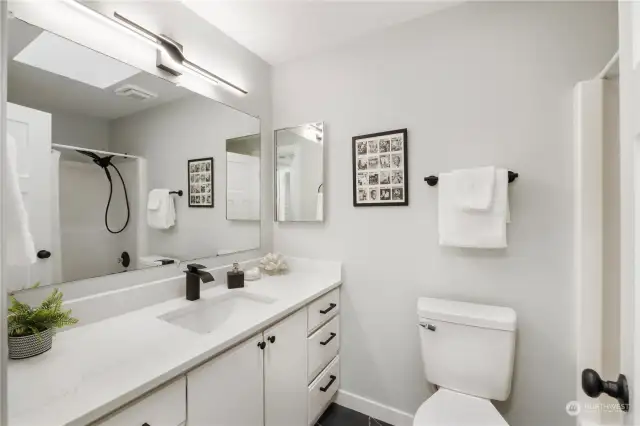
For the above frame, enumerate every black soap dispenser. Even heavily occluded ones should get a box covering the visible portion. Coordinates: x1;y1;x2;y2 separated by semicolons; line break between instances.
227;263;245;289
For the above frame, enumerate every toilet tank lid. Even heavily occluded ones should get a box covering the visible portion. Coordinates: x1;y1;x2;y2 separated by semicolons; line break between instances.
417;298;516;331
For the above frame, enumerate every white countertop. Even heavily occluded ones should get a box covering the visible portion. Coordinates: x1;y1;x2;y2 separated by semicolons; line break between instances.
8;263;341;426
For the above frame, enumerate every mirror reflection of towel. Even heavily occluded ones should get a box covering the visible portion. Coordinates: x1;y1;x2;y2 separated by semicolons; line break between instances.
316;192;323;221
5;134;37;265
147;189;176;229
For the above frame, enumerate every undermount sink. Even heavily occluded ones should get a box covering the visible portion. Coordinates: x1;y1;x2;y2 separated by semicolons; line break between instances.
158;291;277;334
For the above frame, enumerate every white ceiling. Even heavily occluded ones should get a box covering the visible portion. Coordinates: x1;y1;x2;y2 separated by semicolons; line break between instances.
183;1;459;65
8;18;191;120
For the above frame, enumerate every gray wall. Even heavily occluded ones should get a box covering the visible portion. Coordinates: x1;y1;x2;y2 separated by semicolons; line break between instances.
271;2;618;426
111;95;260;260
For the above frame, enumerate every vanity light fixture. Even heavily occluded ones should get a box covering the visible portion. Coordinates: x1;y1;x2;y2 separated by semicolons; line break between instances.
60;0;248;95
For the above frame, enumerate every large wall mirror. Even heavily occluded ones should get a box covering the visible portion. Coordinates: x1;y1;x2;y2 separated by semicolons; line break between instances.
274;123;324;222
5;18;261;292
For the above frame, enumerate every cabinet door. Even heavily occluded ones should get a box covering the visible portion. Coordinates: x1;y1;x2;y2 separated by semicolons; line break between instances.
264;309;308;426
187;334;264;426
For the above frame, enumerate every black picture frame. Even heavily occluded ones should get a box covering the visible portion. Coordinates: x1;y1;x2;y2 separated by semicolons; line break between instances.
352;128;408;207
188;157;214;208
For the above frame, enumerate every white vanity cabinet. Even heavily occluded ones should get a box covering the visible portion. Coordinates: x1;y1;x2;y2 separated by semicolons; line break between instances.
187;334;266;426
95;288;341;426
97;377;187;426
264;309;308;426
187;308;309;426
306;288;341;425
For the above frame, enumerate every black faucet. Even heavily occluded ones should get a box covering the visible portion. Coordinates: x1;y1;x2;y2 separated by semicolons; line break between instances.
185;263;215;301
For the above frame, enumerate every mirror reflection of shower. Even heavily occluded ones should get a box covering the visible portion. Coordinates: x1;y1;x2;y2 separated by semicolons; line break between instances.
75;149;130;234
52;143;142;282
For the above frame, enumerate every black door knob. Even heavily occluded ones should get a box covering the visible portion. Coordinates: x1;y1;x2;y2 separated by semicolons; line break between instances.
582;368;629;411
37;250;51;259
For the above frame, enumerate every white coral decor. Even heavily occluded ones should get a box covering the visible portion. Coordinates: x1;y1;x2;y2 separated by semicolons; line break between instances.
260;253;288;275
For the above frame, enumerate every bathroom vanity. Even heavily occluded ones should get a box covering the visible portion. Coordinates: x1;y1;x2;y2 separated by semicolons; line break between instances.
7;260;342;426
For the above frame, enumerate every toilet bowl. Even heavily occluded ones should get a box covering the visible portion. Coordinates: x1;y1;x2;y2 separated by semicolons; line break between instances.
413;389;508;426
415;298;516;426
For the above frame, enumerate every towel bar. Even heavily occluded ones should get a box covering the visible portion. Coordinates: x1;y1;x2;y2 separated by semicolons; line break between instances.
169;190;183;196
424;171;518;187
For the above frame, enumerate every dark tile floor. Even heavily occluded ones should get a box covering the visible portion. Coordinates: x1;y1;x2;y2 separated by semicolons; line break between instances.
316;403;394;426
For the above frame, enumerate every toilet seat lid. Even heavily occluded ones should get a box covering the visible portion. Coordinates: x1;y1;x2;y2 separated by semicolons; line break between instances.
413;389;508;426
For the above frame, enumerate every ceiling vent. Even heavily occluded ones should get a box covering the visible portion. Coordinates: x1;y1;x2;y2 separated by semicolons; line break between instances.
114;84;157;101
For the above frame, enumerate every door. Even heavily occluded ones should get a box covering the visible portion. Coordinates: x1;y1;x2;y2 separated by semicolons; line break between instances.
226;151;260;221
187;333;264;426
264;309;308;426
6;102;52;291
580;4;638;425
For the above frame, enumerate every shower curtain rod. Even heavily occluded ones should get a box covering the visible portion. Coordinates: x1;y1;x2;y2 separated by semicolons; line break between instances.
595;51;619;80
52;143;140;160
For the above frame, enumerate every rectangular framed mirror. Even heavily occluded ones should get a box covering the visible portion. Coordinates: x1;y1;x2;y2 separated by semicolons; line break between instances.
5;17;261;292
274;122;324;222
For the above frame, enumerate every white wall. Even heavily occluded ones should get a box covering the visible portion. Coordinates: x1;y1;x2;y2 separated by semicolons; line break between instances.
272;3;618;426
110;95;260;260
50;109;110;151
58;160;137;282
7;0;272;299
4;102;111;151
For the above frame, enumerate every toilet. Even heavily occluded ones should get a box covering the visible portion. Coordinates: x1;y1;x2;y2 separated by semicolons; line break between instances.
414;298;517;426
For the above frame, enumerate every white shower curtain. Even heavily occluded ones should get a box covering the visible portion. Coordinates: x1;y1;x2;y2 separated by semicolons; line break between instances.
50;150;63;283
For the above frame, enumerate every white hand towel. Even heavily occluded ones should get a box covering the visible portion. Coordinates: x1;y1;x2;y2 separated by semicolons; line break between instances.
438;168;509;248
5;134;37;265
452;166;496;210
147;189;175;229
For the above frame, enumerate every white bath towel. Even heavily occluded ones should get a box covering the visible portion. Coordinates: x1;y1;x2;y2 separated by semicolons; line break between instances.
452;166;495;210
147;189;175;229
438;168;509;248
5;134;37;265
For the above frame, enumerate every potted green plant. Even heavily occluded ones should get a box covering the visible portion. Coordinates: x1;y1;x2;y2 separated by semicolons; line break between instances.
7;288;78;359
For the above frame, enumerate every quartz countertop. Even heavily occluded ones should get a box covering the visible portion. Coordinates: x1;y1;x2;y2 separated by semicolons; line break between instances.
8;261;341;426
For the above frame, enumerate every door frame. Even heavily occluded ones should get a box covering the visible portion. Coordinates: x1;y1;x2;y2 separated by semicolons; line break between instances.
618;2;637;424
0;2;9;424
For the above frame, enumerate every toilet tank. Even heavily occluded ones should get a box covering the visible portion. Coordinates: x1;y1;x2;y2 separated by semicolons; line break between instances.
417;298;517;401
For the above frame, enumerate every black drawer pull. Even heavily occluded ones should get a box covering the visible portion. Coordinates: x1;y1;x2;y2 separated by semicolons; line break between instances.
320;375;337;392
320;303;336;315
320;332;336;346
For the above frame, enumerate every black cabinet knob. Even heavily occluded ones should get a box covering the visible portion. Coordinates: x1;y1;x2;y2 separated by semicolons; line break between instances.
257;341;266;350
582;368;629;411
37;250;51;259
268;336;276;344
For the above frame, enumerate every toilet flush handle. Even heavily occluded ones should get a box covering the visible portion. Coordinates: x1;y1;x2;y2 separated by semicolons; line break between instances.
419;323;436;331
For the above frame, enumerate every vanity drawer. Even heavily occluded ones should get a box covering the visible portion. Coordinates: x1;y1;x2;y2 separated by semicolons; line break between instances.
98;377;186;426
308;356;340;425
308;315;340;382
308;289;339;333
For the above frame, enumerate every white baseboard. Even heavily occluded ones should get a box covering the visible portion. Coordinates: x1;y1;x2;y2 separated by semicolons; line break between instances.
335;389;414;426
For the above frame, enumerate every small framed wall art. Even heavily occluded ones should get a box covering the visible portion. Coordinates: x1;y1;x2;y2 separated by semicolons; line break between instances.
352;128;408;207
188;157;214;208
